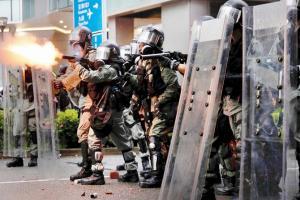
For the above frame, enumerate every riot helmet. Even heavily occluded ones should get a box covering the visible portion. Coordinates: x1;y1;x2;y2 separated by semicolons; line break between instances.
217;0;248;23
137;26;164;52
69;26;92;47
96;41;120;61
199;16;215;22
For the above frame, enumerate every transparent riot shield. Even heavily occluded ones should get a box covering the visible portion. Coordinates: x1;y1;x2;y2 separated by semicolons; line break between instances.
283;1;299;199
32;67;57;159
240;2;288;199
2;65;27;157
67;88;80;109
159;16;234;200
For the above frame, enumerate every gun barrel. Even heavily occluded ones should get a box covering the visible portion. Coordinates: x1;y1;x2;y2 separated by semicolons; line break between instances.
141;53;170;60
62;55;76;60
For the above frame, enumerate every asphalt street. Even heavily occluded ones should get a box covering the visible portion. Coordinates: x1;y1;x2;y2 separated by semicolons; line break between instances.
0;155;160;200
2;150;296;200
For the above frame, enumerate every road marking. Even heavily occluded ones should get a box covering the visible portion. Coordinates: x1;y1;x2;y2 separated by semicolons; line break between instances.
0;176;110;184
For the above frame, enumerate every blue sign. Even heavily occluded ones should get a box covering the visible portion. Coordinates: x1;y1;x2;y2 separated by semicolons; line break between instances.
92;34;103;48
74;0;103;33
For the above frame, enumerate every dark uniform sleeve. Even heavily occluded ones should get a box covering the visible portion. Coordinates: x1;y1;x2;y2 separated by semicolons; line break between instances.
76;63;118;84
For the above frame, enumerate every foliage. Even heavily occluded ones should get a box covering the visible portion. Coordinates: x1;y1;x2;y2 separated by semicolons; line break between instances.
0;110;3;130
55;109;80;148
0;110;3;150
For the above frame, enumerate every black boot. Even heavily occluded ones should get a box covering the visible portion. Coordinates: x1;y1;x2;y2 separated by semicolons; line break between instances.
139;136;163;188
77;141;89;167
28;155;38;167
70;141;92;181
78;170;105;185
215;176;235;195
77;149;105;185
6;157;24;167
140;156;151;179
118;150;139;183
202;187;216;200
70;166;93;181
119;170;139;183
137;138;151;178
116;163;126;171
139;171;162;188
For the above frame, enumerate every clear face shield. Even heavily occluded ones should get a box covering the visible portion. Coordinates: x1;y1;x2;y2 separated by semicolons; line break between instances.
96;46;111;61
217;6;241;23
137;30;161;47
69;27;81;46
70;42;84;59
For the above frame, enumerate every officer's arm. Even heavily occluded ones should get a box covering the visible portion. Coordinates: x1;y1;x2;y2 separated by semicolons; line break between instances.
158;68;180;105
76;63;116;83
125;73;139;89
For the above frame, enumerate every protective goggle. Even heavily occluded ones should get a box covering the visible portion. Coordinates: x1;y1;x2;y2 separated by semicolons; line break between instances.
137;30;161;46
69;28;81;45
217;6;241;23
96;46;111;60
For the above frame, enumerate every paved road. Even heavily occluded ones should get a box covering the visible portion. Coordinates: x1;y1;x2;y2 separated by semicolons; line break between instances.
3;152;292;200
0;155;159;200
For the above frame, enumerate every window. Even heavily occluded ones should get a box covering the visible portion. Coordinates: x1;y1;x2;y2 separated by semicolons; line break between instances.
22;0;34;20
49;0;72;12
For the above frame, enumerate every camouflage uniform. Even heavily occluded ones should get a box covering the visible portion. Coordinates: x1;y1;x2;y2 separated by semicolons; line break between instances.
128;58;180;187
74;61;138;184
214;27;243;196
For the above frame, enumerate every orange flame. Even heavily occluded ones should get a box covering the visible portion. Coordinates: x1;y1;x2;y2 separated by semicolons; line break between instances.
0;35;62;69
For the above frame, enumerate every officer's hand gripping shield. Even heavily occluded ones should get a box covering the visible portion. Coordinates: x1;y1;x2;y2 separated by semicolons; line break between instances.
159;16;235;200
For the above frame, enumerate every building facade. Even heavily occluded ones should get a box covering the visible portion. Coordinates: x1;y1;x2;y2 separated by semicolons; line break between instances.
107;0;278;53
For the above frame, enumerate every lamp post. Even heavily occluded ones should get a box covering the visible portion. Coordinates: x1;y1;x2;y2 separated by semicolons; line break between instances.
0;17;8;41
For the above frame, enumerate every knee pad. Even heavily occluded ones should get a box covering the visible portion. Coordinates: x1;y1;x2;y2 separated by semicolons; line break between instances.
91;163;104;172
149;136;160;152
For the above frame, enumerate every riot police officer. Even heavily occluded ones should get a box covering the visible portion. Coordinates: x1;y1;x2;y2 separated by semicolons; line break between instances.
201;1;248;199
54;26;95;181
126;26;181;188
71;42;139;185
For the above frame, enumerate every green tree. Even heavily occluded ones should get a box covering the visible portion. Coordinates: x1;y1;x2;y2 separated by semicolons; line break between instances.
55;109;80;148
0;110;3;150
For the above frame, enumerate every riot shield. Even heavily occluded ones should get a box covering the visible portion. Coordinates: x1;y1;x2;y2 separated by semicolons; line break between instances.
283;1;299;199
67;88;80;109
240;2;288;199
159;16;234;200
2;65;27;157
32;67;57;159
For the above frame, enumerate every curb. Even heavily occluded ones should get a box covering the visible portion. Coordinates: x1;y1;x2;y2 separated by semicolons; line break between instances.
0;147;140;159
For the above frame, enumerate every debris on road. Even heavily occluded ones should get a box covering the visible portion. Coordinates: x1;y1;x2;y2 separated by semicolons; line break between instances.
90;193;98;199
110;171;119;179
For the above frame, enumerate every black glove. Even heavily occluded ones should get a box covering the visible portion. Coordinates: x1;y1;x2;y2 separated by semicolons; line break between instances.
123;72;132;82
160;56;180;71
153;101;162;118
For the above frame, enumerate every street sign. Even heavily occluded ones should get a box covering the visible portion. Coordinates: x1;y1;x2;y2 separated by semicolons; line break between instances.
73;0;105;47
92;34;103;48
